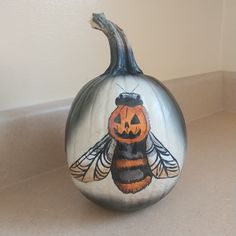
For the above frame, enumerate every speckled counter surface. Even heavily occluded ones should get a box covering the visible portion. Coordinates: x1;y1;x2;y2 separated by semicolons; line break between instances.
0;112;235;236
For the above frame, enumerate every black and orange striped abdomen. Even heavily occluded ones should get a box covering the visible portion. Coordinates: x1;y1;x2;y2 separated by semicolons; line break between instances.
111;140;152;194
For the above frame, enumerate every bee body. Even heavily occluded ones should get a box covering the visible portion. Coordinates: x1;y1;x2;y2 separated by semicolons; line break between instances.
111;139;152;194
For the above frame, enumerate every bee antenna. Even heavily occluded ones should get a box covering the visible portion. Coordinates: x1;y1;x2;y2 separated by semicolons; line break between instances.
131;84;139;93
115;83;127;92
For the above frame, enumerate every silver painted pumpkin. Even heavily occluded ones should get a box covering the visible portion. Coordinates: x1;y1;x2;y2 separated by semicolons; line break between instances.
66;13;187;211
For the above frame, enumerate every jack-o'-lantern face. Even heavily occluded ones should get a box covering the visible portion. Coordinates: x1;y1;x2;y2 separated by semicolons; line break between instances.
108;105;150;144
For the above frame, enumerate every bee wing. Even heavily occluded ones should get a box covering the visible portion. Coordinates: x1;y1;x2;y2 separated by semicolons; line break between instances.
146;132;180;179
69;134;114;182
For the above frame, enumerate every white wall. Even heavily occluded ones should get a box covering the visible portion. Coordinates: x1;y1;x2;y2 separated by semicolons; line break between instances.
221;0;236;71
0;0;224;110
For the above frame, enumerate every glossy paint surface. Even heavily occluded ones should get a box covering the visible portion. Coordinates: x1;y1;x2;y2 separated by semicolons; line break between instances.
66;74;186;211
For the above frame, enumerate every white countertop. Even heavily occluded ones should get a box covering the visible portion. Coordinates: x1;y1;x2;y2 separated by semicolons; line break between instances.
0;112;235;236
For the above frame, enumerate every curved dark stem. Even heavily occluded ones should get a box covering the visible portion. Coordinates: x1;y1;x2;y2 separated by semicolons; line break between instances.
115;24;143;75
91;13;143;76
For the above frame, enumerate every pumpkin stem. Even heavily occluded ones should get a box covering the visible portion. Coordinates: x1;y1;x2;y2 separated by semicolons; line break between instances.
91;13;143;76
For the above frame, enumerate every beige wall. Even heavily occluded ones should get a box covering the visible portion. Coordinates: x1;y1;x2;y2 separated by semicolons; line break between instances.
0;0;224;110
221;0;236;71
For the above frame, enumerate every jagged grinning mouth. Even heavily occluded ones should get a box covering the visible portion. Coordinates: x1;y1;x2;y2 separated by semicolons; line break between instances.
114;128;141;139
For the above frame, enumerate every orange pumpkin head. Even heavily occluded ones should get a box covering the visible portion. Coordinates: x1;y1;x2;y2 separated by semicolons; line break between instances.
108;93;150;144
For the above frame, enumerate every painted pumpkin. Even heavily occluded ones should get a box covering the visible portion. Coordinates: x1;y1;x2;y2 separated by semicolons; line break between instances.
66;13;187;211
108;95;150;144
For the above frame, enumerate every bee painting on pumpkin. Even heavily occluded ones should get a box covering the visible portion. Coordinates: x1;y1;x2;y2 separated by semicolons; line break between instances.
69;92;180;194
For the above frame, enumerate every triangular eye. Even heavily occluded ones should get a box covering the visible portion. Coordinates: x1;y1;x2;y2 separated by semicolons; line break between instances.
131;114;140;124
114;114;121;124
